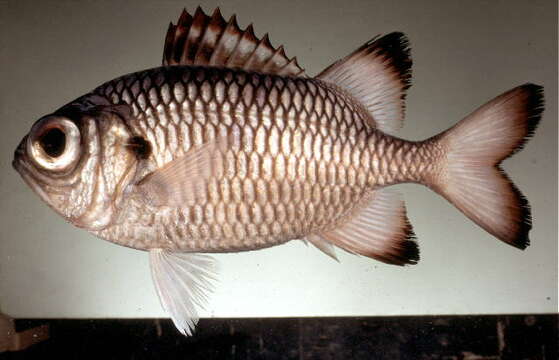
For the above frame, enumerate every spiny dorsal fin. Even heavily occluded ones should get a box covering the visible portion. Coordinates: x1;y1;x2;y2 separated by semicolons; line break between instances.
317;32;412;134
163;7;305;77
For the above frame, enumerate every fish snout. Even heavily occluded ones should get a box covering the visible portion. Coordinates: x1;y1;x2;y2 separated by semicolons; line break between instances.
12;136;28;170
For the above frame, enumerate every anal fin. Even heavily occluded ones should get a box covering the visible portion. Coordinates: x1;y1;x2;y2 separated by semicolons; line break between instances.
149;250;218;336
312;188;419;266
305;234;339;261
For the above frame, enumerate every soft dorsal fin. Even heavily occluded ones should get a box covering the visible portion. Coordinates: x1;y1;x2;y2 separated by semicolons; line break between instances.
310;188;419;266
317;33;412;134
163;7;305;77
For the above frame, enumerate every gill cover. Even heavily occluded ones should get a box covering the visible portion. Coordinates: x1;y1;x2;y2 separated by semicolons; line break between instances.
15;94;138;232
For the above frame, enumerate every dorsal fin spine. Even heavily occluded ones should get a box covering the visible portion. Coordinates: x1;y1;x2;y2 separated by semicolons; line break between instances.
183;8;210;64
245;33;273;69
174;9;193;64
193;8;226;65
163;22;175;65
162;7;305;76
178;8;191;24
209;15;240;67
283;57;303;76
262;45;288;73
226;24;257;68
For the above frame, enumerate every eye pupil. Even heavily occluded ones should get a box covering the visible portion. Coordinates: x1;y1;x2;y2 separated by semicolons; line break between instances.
39;128;66;157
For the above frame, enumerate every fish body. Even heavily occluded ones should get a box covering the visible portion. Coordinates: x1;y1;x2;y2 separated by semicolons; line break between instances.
12;7;543;335
83;66;435;253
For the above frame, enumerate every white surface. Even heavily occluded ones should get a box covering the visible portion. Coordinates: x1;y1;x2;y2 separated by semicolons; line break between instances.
0;0;557;318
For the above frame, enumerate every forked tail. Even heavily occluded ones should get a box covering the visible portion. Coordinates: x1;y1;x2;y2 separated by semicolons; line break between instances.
428;84;544;248
311;31;543;263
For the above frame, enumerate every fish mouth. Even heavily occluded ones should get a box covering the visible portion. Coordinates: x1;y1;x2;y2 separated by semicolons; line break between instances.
13;142;54;207
12;136;27;171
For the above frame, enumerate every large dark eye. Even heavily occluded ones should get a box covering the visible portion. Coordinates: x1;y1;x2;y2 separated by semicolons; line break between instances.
39;127;66;157
27;115;81;172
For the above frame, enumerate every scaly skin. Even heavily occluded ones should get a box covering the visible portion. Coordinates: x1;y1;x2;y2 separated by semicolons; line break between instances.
86;66;440;252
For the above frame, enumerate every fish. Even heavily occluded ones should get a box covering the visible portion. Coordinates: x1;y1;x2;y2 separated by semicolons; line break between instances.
12;7;544;335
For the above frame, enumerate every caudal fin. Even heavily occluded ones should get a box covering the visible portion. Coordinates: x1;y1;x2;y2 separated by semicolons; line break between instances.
431;84;543;248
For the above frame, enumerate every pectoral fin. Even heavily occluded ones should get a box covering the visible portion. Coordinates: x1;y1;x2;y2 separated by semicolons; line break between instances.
136;137;227;207
149;249;218;336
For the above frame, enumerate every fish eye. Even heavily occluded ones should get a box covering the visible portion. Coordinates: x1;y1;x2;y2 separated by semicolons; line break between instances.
27;115;81;172
39;127;66;158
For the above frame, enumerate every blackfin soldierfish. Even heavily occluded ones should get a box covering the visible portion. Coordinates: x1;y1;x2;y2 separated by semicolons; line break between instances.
12;7;544;335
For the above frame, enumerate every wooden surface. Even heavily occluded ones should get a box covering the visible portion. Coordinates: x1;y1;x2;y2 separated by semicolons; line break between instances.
5;315;557;359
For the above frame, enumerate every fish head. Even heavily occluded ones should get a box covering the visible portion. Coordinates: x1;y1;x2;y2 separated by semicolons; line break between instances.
13;102;138;232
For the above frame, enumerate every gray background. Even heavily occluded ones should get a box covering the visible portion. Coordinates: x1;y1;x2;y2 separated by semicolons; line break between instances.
0;0;556;319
